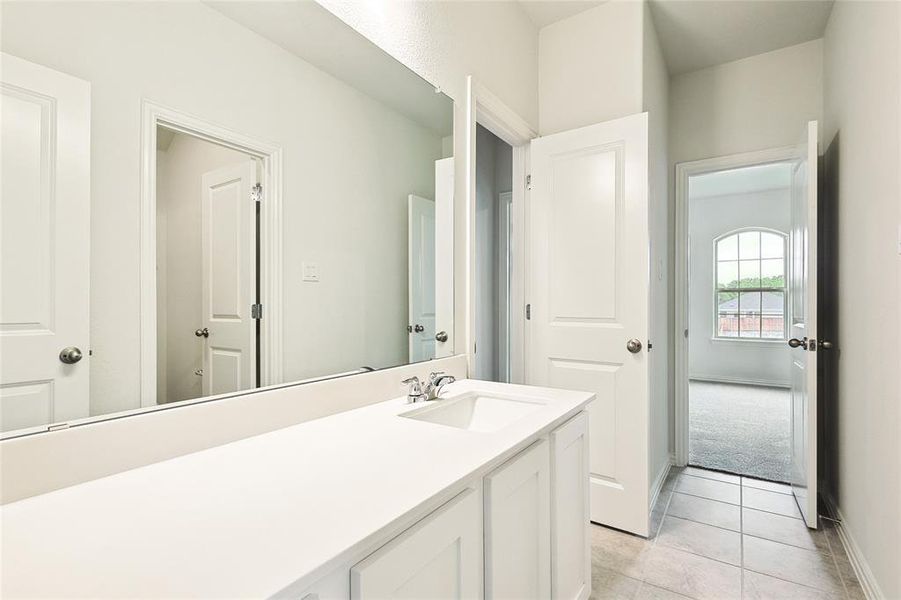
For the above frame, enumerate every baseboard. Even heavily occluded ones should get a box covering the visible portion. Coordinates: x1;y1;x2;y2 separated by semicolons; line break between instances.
688;375;791;389
649;460;672;512
822;494;885;600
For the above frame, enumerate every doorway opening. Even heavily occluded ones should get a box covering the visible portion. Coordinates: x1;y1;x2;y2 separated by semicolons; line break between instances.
155;125;261;404
678;157;796;482
473;124;514;382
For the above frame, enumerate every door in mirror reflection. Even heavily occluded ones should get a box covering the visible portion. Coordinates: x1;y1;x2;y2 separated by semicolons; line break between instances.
156;127;260;405
0;53;91;432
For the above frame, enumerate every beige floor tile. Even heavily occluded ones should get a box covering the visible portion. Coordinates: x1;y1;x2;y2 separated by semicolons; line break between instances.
844;579;867;600
674;475;741;505
590;565;642;599
742;486;801;518
656;516;742;565
742;477;792;495
743;508;829;552
742;570;843;599
684;466;740;485
743;535;844;594
634;583;691;599
642;545;741;600
590;524;652;580
667;492;741;532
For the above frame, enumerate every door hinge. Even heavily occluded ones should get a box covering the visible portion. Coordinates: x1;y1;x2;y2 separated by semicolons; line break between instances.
251;303;263;319
526;174;532;190
526;303;531;320
251;183;262;204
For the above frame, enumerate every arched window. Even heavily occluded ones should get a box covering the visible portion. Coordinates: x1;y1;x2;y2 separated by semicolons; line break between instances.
714;229;787;339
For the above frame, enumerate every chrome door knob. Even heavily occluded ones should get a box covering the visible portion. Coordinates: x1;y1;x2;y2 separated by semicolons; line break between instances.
59;346;83;364
413;324;425;333
820;340;834;350
788;337;808;349
195;328;209;338
626;338;643;354
435;330;448;342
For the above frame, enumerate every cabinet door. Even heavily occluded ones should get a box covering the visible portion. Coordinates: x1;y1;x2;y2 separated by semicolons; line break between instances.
484;439;551;599
551;411;591;600
351;487;482;600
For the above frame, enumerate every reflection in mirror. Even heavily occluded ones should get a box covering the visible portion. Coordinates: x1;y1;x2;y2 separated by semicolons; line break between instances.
0;1;454;436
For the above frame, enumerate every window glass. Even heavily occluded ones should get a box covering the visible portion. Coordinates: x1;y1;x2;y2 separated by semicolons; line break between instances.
715;229;787;340
739;231;760;260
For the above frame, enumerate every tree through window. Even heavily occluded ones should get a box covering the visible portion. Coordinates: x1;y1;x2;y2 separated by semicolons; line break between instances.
715;230;787;339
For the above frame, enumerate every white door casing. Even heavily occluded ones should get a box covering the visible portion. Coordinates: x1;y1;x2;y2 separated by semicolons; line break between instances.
434;157;454;358
408;194;437;363
528;113;650;536
789;120;818;528
0;53;90;433
351;486;482;599
200;161;257;397
484;439;551;599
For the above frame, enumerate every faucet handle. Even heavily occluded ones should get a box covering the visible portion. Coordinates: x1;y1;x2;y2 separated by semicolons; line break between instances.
401;376;422;393
428;371;445;383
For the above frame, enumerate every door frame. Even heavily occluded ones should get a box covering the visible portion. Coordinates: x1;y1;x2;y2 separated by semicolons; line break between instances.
465;76;536;382
139;100;284;407
673;146;798;465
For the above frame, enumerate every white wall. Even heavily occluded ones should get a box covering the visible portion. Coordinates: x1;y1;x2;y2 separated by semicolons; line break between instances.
538;0;644;135
669;39;824;166
643;1;672;496
156;133;251;404
688;188;791;386
823;1;901;597
1;1;443;416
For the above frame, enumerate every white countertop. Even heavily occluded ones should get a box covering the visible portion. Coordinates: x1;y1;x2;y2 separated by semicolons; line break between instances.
0;380;593;598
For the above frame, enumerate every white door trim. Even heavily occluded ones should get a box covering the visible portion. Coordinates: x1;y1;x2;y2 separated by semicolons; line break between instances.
465;76;536;382
140;100;284;407
673;146;797;465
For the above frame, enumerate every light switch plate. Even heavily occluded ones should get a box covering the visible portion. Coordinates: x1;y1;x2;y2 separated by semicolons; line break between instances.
302;262;320;282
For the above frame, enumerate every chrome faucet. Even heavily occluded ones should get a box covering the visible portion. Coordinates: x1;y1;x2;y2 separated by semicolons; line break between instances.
401;372;456;404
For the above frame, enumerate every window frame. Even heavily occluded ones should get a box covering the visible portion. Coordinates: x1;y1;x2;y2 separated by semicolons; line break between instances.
712;227;788;341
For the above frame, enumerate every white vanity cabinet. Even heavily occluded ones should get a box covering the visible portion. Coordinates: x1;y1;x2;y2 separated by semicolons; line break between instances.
484;439;551;599
350;486;483;600
550;411;591;600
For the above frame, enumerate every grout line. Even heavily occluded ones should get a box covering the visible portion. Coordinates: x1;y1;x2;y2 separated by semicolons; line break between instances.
742;566;849;597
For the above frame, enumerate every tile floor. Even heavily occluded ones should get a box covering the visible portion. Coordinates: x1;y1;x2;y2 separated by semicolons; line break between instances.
590;467;865;599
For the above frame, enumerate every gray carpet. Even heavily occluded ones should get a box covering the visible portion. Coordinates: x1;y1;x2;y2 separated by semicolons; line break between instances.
689;381;791;482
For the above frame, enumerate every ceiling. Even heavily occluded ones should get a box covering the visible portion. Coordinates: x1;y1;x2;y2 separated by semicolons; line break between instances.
205;1;453;136
649;0;834;75
517;0;605;28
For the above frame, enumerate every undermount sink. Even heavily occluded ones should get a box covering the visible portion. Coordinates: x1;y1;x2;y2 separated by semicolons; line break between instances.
401;392;544;433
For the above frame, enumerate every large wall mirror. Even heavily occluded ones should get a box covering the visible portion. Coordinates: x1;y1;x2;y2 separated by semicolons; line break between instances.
0;1;455;438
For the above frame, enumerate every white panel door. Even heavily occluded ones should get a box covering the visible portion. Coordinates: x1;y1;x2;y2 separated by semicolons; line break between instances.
484;439;550;600
789;120;818;528
0;53;90;433
551;412;591;600
200;161;256;397
408;193;436;362
434;157;454;357
528;113;650;536
351;487;482;600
